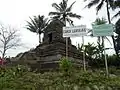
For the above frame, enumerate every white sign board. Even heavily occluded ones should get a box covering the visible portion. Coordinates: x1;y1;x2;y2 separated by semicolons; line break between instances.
63;25;87;37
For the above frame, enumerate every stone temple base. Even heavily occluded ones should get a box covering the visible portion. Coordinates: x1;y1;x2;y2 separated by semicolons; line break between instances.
22;42;82;71
13;20;83;71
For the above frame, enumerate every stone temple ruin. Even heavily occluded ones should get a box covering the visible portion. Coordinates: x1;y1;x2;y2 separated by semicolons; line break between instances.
14;20;82;71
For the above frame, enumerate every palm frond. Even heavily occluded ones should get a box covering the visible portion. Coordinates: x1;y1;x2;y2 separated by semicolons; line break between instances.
87;29;93;36
59;17;65;25
29;17;38;29
63;0;68;10
26;25;36;32
85;0;100;8
59;0;67;11
51;15;61;20
112;11;120;19
68;12;81;19
105;47;113;50
26;21;37;32
26;21;34;27
34;16;41;28
49;12;62;16
66;1;76;12
96;0;105;14
93;17;107;25
52;3;62;12
66;18;74;26
104;36;112;45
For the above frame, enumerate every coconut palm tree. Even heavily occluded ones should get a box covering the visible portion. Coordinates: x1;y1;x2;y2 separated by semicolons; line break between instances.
92;18;112;58
26;15;48;44
84;0;118;56
49;0;81;26
92;18;106;49
84;0;114;15
49;0;82;59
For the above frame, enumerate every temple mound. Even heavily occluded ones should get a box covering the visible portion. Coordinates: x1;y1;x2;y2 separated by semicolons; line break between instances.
13;20;83;71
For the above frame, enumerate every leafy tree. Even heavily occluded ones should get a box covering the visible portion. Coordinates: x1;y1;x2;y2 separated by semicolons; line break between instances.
49;0;81;26
26;15;48;44
49;0;82;58
78;40;113;67
79;43;106;67
84;43;98;59
78;43;98;59
84;0;118;56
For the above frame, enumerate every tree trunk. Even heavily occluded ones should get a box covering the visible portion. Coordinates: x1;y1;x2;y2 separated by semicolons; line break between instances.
106;0;119;57
39;33;41;44
2;46;6;59
63;17;68;58
2;48;6;65
101;36;104;57
97;36;101;59
2;52;5;59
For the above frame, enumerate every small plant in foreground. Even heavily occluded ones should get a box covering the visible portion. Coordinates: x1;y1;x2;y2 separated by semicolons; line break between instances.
59;57;73;73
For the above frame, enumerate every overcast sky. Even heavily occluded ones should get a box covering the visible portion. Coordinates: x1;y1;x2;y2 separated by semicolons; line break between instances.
0;0;118;57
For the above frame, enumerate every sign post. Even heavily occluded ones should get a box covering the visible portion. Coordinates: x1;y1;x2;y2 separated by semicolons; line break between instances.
92;24;114;77
63;25;87;71
103;36;109;76
66;37;68;58
82;36;86;71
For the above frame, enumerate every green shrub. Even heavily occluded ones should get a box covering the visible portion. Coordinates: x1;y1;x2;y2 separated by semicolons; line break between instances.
59;57;73;72
1;65;120;90
107;55;120;67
